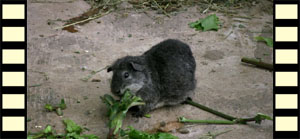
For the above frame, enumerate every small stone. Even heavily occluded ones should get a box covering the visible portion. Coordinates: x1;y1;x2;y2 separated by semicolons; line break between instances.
160;121;166;127
35;125;42;128
178;128;189;134
56;108;63;116
91;79;101;82
201;61;208;65
85;110;93;115
210;69;216;73
238;24;246;28
81;66;87;71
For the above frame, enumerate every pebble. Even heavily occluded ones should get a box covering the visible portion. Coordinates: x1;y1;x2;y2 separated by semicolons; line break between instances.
91;79;101;82
178;128;190;134
160;121;166;127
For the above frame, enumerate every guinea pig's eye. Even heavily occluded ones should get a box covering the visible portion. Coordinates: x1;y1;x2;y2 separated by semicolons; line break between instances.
124;72;129;78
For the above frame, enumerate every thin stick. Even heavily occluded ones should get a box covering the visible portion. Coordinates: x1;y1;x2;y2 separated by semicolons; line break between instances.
81;66;109;82
54;10;111;30
241;57;273;71
224;30;233;39
152;0;170;17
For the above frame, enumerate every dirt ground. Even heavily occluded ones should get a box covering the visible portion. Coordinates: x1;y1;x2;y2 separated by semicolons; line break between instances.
27;0;273;138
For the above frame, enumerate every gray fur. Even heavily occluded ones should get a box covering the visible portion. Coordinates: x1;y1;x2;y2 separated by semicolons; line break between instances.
107;39;196;117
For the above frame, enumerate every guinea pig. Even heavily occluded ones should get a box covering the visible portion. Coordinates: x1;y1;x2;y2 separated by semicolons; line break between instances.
107;39;196;117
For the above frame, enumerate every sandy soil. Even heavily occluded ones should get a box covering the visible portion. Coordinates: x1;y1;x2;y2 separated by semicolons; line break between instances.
27;0;273;138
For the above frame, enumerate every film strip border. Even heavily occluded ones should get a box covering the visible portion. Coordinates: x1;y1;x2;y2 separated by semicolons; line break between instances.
274;0;300;139
0;0;27;138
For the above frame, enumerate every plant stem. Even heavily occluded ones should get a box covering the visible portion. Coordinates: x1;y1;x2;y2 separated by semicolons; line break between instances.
180;118;235;124
29;133;44;139
185;100;237;121
241;57;273;71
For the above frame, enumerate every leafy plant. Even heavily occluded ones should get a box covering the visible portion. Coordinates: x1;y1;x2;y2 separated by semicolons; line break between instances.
64;119;83;134
121;126;178;139
44;99;67;116
255;36;273;47
102;90;179;139
101;89;145;137
189;14;220;32
27;119;99;139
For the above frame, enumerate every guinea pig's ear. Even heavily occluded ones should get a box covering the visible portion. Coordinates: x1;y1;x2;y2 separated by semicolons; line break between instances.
130;62;144;71
107;66;113;72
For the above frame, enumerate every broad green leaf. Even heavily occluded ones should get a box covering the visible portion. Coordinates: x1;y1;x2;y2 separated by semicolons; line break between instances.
255;36;273;47
144;114;151;118
254;113;273;124
127;126;178;139
66;132;84;139
63;119;82;134
56;108;63;116
189;14;220;32
201;14;220;31
101;90;145;136
44;125;53;134
81;134;100;139
45;104;54;112
59;99;67;110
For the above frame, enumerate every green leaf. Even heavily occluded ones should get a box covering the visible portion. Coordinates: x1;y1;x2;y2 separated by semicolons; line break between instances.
63;119;82;134
56;108;63;116
255;36;273;47
126;126;178;139
201;14;220;31
44;125;53;134
189;14;220;32
81;134;100;139
66;132;84;139
45;104;54;112
254;113;273;124
101;90;145;136
59;99;67;110
144;114;151;118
